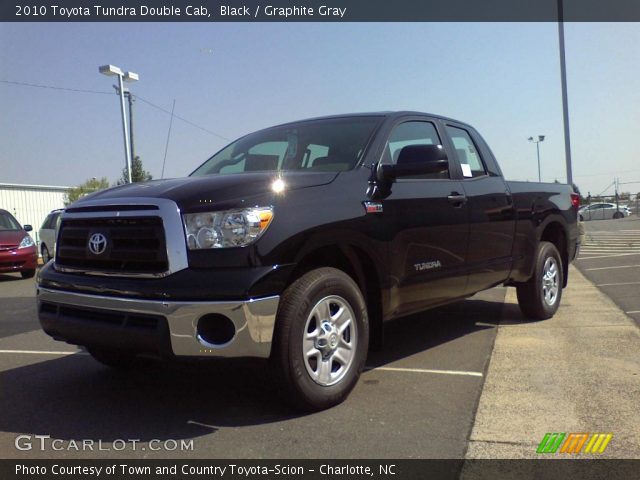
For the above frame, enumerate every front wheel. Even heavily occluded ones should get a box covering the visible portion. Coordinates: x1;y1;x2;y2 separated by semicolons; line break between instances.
270;267;369;411
41;245;51;264
613;211;623;219
516;241;563;320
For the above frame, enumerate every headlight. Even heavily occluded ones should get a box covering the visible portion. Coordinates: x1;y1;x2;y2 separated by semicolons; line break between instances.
18;235;34;249
183;207;274;249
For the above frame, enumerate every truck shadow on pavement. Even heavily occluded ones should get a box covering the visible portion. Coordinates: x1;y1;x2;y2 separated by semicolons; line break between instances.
0;293;517;443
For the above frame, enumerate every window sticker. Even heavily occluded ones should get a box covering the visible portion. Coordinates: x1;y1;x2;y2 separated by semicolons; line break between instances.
461;163;473;177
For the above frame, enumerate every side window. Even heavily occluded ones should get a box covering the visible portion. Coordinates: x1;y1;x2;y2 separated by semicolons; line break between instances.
51;213;61;229
385;121;448;179
305;144;330;169
446;126;487;178
41;214;52;230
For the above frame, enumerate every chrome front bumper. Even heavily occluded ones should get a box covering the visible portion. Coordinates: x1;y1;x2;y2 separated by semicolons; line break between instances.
37;288;279;358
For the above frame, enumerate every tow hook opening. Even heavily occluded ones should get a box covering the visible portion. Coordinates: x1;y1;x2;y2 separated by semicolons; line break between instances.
197;314;236;347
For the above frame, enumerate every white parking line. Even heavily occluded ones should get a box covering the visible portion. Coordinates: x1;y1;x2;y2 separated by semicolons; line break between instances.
578;253;640;260
595;281;640;287
365;366;483;377
187;420;219;430
0;349;87;355
585;265;640;271
625;310;640;315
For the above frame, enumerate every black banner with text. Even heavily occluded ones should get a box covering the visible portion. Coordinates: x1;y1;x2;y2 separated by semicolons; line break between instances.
3;0;640;22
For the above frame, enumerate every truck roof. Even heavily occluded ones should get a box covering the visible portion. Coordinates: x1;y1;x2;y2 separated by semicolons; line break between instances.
269;111;473;130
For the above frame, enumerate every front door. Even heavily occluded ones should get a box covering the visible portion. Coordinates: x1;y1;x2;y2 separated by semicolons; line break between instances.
379;119;470;317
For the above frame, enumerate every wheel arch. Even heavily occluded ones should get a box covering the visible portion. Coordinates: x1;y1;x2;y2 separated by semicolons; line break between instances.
287;243;384;352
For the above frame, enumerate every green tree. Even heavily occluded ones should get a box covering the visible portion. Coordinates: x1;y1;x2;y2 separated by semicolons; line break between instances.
64;177;111;206
117;156;152;185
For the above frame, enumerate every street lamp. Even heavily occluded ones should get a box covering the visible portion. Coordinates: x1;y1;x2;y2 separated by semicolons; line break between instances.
99;64;139;184
528;135;545;182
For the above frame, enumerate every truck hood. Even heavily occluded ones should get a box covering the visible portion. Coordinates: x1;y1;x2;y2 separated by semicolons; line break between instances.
74;171;339;208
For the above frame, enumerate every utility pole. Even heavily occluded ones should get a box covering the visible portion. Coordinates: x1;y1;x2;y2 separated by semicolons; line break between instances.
126;91;135;164
558;0;573;185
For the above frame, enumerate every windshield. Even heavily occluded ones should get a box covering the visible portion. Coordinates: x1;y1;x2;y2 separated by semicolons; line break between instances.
190;116;382;177
0;211;21;231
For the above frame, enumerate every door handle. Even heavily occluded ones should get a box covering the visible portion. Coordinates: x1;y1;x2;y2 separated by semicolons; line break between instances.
447;193;467;207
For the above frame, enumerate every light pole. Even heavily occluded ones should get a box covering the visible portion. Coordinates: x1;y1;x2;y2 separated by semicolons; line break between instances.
557;0;573;186
528;135;545;182
99;65;139;184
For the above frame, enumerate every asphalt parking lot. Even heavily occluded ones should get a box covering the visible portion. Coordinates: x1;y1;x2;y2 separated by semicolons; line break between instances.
1;220;638;460
574;216;640;327
0;272;504;459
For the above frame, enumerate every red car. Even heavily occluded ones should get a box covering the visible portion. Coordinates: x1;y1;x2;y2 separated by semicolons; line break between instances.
0;209;37;278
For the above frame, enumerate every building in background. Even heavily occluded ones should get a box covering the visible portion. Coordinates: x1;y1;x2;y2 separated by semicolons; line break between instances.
0;183;69;247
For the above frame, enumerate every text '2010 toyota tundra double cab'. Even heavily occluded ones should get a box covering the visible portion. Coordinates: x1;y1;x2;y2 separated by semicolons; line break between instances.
37;112;580;410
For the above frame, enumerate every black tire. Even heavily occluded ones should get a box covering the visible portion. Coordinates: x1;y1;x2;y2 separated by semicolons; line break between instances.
613;212;623;219
516;241;563;320
579;214;584;222
20;270;35;279
88;348;136;370
270;267;369;411
41;245;51;264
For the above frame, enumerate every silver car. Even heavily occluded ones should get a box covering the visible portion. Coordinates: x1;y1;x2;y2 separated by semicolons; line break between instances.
579;202;632;221
38;209;63;263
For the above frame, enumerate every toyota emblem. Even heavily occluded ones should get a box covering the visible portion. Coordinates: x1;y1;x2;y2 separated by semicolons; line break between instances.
88;232;108;255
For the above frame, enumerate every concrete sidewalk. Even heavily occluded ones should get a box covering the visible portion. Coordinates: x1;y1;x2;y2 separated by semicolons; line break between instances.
465;265;640;459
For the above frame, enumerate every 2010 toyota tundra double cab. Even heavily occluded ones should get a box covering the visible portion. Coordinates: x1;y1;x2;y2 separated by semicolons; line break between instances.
37;112;580;410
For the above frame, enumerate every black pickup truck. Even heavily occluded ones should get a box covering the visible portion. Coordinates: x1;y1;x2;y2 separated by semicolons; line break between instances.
37;112;580;410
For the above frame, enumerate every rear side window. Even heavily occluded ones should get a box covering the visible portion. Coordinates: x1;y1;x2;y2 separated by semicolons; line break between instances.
446;126;486;178
385;121;448;179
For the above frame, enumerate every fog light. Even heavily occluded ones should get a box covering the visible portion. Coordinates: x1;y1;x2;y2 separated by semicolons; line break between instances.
197;314;236;347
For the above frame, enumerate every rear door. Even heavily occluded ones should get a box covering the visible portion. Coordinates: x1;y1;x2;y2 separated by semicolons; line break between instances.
379;117;470;316
441;123;517;295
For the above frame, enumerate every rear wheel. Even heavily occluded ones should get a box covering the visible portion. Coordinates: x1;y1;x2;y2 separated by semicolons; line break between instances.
88;348;136;370
270;267;369;411
516;241;563;320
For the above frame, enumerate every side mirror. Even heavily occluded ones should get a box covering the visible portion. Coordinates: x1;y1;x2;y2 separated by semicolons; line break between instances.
380;144;449;181
23;225;33;232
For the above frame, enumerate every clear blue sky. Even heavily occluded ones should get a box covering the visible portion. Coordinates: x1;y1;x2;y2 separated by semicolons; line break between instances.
1;22;639;196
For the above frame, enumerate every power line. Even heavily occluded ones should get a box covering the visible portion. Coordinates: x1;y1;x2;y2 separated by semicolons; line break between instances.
135;95;230;141
1;78;231;141
596;181;615;196
161;99;176;179
1;79;111;95
574;169;640;178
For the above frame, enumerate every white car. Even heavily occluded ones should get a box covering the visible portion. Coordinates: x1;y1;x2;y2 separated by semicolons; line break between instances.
38;209;63;263
579;203;632;221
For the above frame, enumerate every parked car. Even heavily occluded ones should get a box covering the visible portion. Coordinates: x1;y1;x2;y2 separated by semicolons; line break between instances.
37;112;580;410
579;202;631;221
0;209;37;278
39;209;63;263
